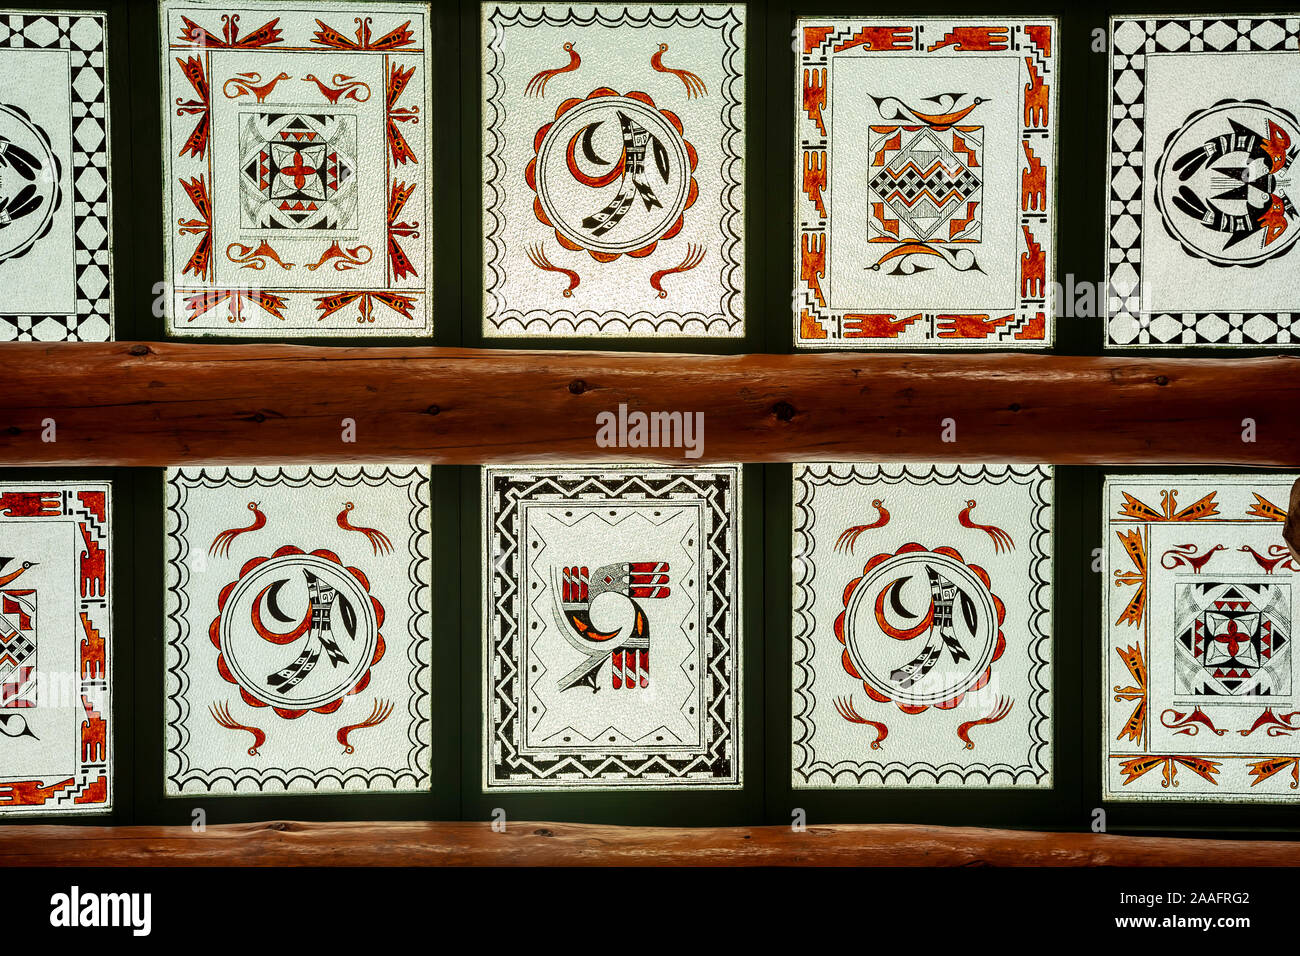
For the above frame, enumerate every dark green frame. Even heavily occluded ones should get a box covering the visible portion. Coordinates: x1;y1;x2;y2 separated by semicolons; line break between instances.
0;0;1295;837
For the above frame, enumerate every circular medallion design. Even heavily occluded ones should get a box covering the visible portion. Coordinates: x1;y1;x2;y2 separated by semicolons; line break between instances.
527;88;698;260
0;102;63;265
835;544;1005;710
1155;99;1299;267
211;546;384;715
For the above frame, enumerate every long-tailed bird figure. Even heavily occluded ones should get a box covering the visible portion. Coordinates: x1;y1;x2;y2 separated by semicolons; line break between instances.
958;499;1015;553
580;112;667;238
337;502;392;555
526;42;580;97
835;499;890;553
209;502;266;558
258;570;356;694
0;558;36;587
650;43;706;98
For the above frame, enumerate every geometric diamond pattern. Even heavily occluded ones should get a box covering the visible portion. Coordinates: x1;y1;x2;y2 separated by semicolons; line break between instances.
868;126;983;242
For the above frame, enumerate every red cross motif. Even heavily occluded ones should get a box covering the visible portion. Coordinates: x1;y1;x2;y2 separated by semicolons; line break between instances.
1211;619;1247;657
280;151;317;190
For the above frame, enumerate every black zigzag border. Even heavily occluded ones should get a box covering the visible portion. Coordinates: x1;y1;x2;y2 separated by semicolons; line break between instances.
483;465;743;789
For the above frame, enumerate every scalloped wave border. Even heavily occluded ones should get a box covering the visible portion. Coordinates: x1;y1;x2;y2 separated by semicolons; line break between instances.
163;464;432;795
482;3;745;337
791;463;1054;788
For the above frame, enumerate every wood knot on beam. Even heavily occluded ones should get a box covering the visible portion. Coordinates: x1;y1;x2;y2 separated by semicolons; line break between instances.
772;401;796;422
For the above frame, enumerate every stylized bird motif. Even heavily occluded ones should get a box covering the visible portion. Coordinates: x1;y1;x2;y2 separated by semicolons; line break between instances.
260;570;355;693
0;713;35;740
337;502;392;555
1171;118;1297;250
870;92;983;127
0;558;37;588
888;565;971;689
1160;705;1225;737
1175;118;1294;180
578;111;668;238
221;71;290;103
1160;543;1225;573
1239;544;1296;574
209;700;265;755
302;73;370;104
209;501;266;558
650;43;706;98
552;562;669;692
957;696;1013;749
525;41;580;97
835;499;890;553
957;499;1015;553
337;698;393;754
832;695;888;749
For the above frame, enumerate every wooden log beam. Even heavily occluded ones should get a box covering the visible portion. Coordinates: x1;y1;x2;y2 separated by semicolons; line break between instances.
1;343;1298;467
1;820;1298;866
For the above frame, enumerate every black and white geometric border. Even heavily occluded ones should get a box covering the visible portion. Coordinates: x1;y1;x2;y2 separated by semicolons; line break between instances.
483;465;742;789
1106;16;1300;348
0;12;113;342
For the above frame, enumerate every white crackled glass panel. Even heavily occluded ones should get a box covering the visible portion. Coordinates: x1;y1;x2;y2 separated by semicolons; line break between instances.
0;11;112;342
1108;16;1300;348
1103;474;1300;801
164;465;432;795
795;18;1056;348
0;483;112;814
793;464;1053;788
482;3;745;338
161;1;433;337
483;465;742;789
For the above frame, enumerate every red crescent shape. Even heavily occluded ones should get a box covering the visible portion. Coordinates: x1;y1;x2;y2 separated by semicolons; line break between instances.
250;580;312;644
873;577;933;640
565;124;624;188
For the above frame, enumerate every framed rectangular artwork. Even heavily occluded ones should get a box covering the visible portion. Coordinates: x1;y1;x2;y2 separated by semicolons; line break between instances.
0;9;113;342
481;3;746;338
159;0;434;337
1103;473;1300;802
0;482;111;815
163;464;432;796
1107;15;1300;348
482;464;743;790
794;17;1057;349
792;463;1054;788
